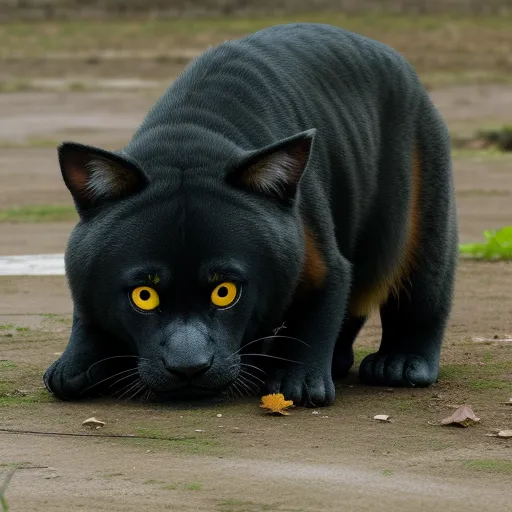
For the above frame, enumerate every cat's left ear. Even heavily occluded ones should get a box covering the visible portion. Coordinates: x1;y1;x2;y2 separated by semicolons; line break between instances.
58;142;148;217
227;129;316;203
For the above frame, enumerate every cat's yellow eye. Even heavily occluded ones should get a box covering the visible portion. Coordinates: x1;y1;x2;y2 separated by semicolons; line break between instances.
211;282;238;308
131;286;160;311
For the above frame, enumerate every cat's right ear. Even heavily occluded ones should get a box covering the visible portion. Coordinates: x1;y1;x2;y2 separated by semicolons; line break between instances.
58;142;148;217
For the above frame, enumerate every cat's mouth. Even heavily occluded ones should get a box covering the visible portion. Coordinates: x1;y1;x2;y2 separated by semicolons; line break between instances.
136;356;241;400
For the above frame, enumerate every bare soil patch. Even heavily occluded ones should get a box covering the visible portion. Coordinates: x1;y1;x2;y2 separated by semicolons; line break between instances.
1;260;512;511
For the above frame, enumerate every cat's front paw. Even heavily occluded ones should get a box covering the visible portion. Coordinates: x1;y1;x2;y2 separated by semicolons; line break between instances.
267;366;335;407
43;358;91;401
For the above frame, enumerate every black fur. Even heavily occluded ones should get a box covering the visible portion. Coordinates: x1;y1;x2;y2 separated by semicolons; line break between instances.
44;23;457;406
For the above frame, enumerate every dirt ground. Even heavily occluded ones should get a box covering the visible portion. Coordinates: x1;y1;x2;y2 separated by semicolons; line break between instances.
1;54;512;512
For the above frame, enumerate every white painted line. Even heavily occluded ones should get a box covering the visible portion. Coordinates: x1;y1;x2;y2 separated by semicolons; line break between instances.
0;254;65;276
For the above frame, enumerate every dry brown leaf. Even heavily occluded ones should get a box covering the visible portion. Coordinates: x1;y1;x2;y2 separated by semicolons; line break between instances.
82;417;106;429
260;393;294;415
440;405;480;427
374;414;391;422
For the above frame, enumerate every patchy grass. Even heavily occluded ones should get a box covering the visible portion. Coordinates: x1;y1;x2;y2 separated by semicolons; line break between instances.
0;205;77;223
0;78;160;93
184;482;203;491
353;347;375;364
119;434;221;455
0;359;49;405
216;500;289;512
463;459;512;474
468;380;510;390
0;15;512;85
460;227;512;261
438;360;512;397
0;462;32;469
41;314;73;326
0;468;15;512
0;325;30;335
0;388;54;407
144;479;166;485
451;148;512;160
0;78;36;93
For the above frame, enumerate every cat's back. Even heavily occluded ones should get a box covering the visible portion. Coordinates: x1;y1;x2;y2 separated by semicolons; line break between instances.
127;23;422;173
173;22;418;111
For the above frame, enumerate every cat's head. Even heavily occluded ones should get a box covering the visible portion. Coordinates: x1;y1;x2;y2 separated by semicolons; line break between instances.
59;130;315;400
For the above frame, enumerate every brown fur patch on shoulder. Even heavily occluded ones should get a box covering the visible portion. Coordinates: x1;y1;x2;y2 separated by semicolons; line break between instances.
299;225;327;292
349;144;422;317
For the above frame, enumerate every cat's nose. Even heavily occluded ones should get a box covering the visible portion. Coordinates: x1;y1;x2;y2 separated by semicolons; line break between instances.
162;358;213;379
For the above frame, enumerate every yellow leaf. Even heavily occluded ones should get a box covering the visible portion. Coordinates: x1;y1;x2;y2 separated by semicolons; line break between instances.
260;393;294;415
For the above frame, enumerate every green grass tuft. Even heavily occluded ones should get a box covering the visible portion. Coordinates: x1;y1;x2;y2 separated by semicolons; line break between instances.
0;388;54;407
353;347;375;364
463;459;512;474
460;226;512;260
468;380;510;390
184;482;203;491
0;205;77;223
0;468;15;512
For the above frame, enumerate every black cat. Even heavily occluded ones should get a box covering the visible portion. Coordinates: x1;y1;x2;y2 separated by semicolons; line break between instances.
44;23;457;406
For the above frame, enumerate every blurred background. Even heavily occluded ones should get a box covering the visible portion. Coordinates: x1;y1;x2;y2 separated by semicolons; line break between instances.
0;0;511;286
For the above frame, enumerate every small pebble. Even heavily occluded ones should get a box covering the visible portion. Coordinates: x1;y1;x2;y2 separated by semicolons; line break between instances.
216;413;222;418
312;411;320;415
195;429;204;433
374;414;391;422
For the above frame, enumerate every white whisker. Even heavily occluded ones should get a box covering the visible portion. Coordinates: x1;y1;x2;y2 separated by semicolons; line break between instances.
240;353;307;366
236;377;256;396
81;367;138;394
239;368;265;386
239;362;266;375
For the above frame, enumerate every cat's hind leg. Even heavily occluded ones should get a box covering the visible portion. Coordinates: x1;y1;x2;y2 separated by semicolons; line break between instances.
359;103;458;387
